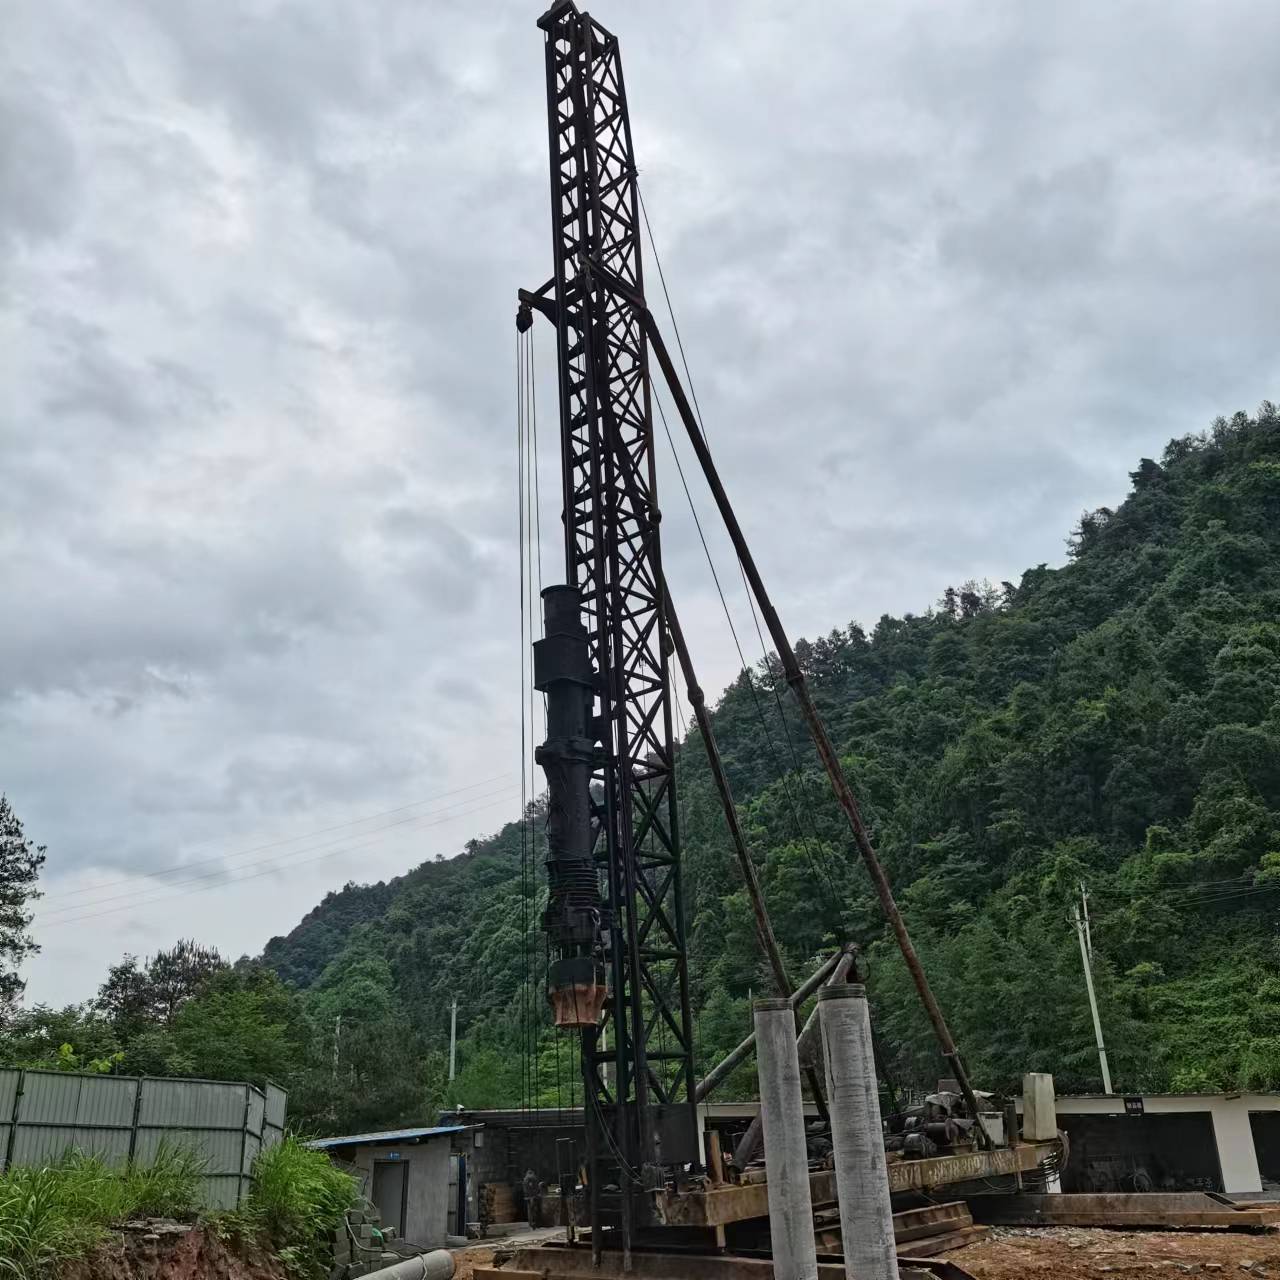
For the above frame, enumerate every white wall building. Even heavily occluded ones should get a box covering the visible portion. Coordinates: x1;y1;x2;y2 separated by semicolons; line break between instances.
1034;1092;1280;1196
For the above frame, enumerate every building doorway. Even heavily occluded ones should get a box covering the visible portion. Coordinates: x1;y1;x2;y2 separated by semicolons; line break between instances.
1250;1112;1280;1194
373;1159;409;1238
1060;1112;1222;1193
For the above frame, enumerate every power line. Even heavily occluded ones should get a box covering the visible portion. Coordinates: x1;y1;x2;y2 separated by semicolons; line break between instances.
640;194;841;907
37;786;520;923
37;790;521;930
43;775;510;903
642;184;848;908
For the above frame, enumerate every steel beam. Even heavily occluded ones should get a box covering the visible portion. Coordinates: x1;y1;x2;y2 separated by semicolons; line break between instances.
653;1143;1060;1229
965;1191;1280;1230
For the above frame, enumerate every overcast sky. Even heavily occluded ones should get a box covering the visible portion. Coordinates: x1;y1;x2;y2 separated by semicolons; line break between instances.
4;1;1277;1008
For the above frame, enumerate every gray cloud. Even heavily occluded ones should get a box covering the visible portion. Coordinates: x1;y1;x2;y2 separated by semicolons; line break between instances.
3;0;1277;1004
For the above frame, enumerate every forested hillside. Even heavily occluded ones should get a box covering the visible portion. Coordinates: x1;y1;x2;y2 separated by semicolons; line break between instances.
8;407;1279;1133
261;404;1280;1117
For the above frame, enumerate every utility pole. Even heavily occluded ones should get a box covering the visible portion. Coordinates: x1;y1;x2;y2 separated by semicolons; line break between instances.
1072;889;1112;1094
1080;881;1094;962
449;998;458;1082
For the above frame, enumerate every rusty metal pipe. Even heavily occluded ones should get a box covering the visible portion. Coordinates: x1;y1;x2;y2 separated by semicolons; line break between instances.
694;950;841;1103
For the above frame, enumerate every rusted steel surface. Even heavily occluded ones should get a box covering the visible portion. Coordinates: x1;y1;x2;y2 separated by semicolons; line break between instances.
886;1143;1040;1194
654;1145;1056;1228
892;1201;974;1243
966;1191;1280;1230
474;1246;970;1280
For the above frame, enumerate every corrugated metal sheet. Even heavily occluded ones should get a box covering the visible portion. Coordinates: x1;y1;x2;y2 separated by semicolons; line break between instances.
307;1124;470;1150
18;1072;138;1127
137;1078;246;1129
264;1082;286;1130
11;1125;132;1166
199;1174;244;1212
0;1072;286;1209
134;1125;243;1171
262;1082;286;1152
0;1069;20;1171
244;1088;265;1136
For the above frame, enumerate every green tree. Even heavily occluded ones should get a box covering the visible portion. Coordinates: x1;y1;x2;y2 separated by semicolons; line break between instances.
0;796;46;1015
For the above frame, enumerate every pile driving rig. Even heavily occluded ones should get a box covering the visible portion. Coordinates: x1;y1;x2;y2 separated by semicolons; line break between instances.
508;2;1063;1273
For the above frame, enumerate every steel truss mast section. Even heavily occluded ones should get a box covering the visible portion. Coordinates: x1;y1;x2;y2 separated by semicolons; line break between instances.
523;0;699;1219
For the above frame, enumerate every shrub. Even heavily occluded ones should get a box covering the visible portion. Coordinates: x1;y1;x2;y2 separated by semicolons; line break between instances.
234;1137;358;1279
123;1140;207;1218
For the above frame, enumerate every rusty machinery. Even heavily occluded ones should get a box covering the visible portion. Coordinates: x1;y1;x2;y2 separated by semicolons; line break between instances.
517;0;1010;1264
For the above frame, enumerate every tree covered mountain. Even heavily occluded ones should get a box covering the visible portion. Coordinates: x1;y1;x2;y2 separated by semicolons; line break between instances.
258;404;1280;1115
8;406;1279;1132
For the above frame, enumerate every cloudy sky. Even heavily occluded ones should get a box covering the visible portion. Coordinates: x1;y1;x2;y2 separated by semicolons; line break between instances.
4;0;1277;1007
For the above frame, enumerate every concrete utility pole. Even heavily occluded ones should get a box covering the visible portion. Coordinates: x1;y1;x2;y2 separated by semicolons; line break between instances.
1080;881;1094;961
449;998;458;1082
1072;891;1112;1094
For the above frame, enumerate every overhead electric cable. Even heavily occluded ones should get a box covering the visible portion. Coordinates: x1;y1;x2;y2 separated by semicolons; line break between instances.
653;390;839;907
639;187;842;906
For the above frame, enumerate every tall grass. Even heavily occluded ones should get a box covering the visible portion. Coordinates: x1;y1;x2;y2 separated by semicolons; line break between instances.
0;1143;205;1280
124;1140;206;1218
234;1137;358;1279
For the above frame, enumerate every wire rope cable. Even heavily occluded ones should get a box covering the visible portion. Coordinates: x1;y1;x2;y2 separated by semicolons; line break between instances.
638;185;842;907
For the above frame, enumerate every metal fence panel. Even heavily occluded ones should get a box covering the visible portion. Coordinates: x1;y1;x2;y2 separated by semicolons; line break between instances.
245;1087;265;1137
18;1072;138;1128
133;1124;243;1171
242;1131;261;1174
11;1125;133;1166
0;1069;20;1171
200;1174;244;1212
262;1081;286;1151
137;1078;245;1130
1;1072;286;1209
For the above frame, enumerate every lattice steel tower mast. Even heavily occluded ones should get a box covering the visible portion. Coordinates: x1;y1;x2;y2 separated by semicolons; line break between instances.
518;0;699;1243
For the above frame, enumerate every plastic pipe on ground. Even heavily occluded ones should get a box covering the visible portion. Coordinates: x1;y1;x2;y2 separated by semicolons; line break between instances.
817;984;896;1280
360;1249;455;1280
755;997;819;1280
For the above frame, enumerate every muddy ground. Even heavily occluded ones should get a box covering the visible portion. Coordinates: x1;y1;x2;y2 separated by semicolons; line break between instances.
944;1225;1280;1278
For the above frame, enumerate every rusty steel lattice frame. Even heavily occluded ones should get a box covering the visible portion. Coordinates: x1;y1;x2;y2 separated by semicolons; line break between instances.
536;0;698;1207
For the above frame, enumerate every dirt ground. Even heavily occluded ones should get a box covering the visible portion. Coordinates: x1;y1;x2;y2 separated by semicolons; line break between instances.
60;1224;286;1280
944;1225;1280;1278
453;1245;499;1280
454;1226;1280;1280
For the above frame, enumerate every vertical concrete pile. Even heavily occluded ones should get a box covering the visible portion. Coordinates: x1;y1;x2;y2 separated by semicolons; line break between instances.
818;984;896;1280
754;998;819;1280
